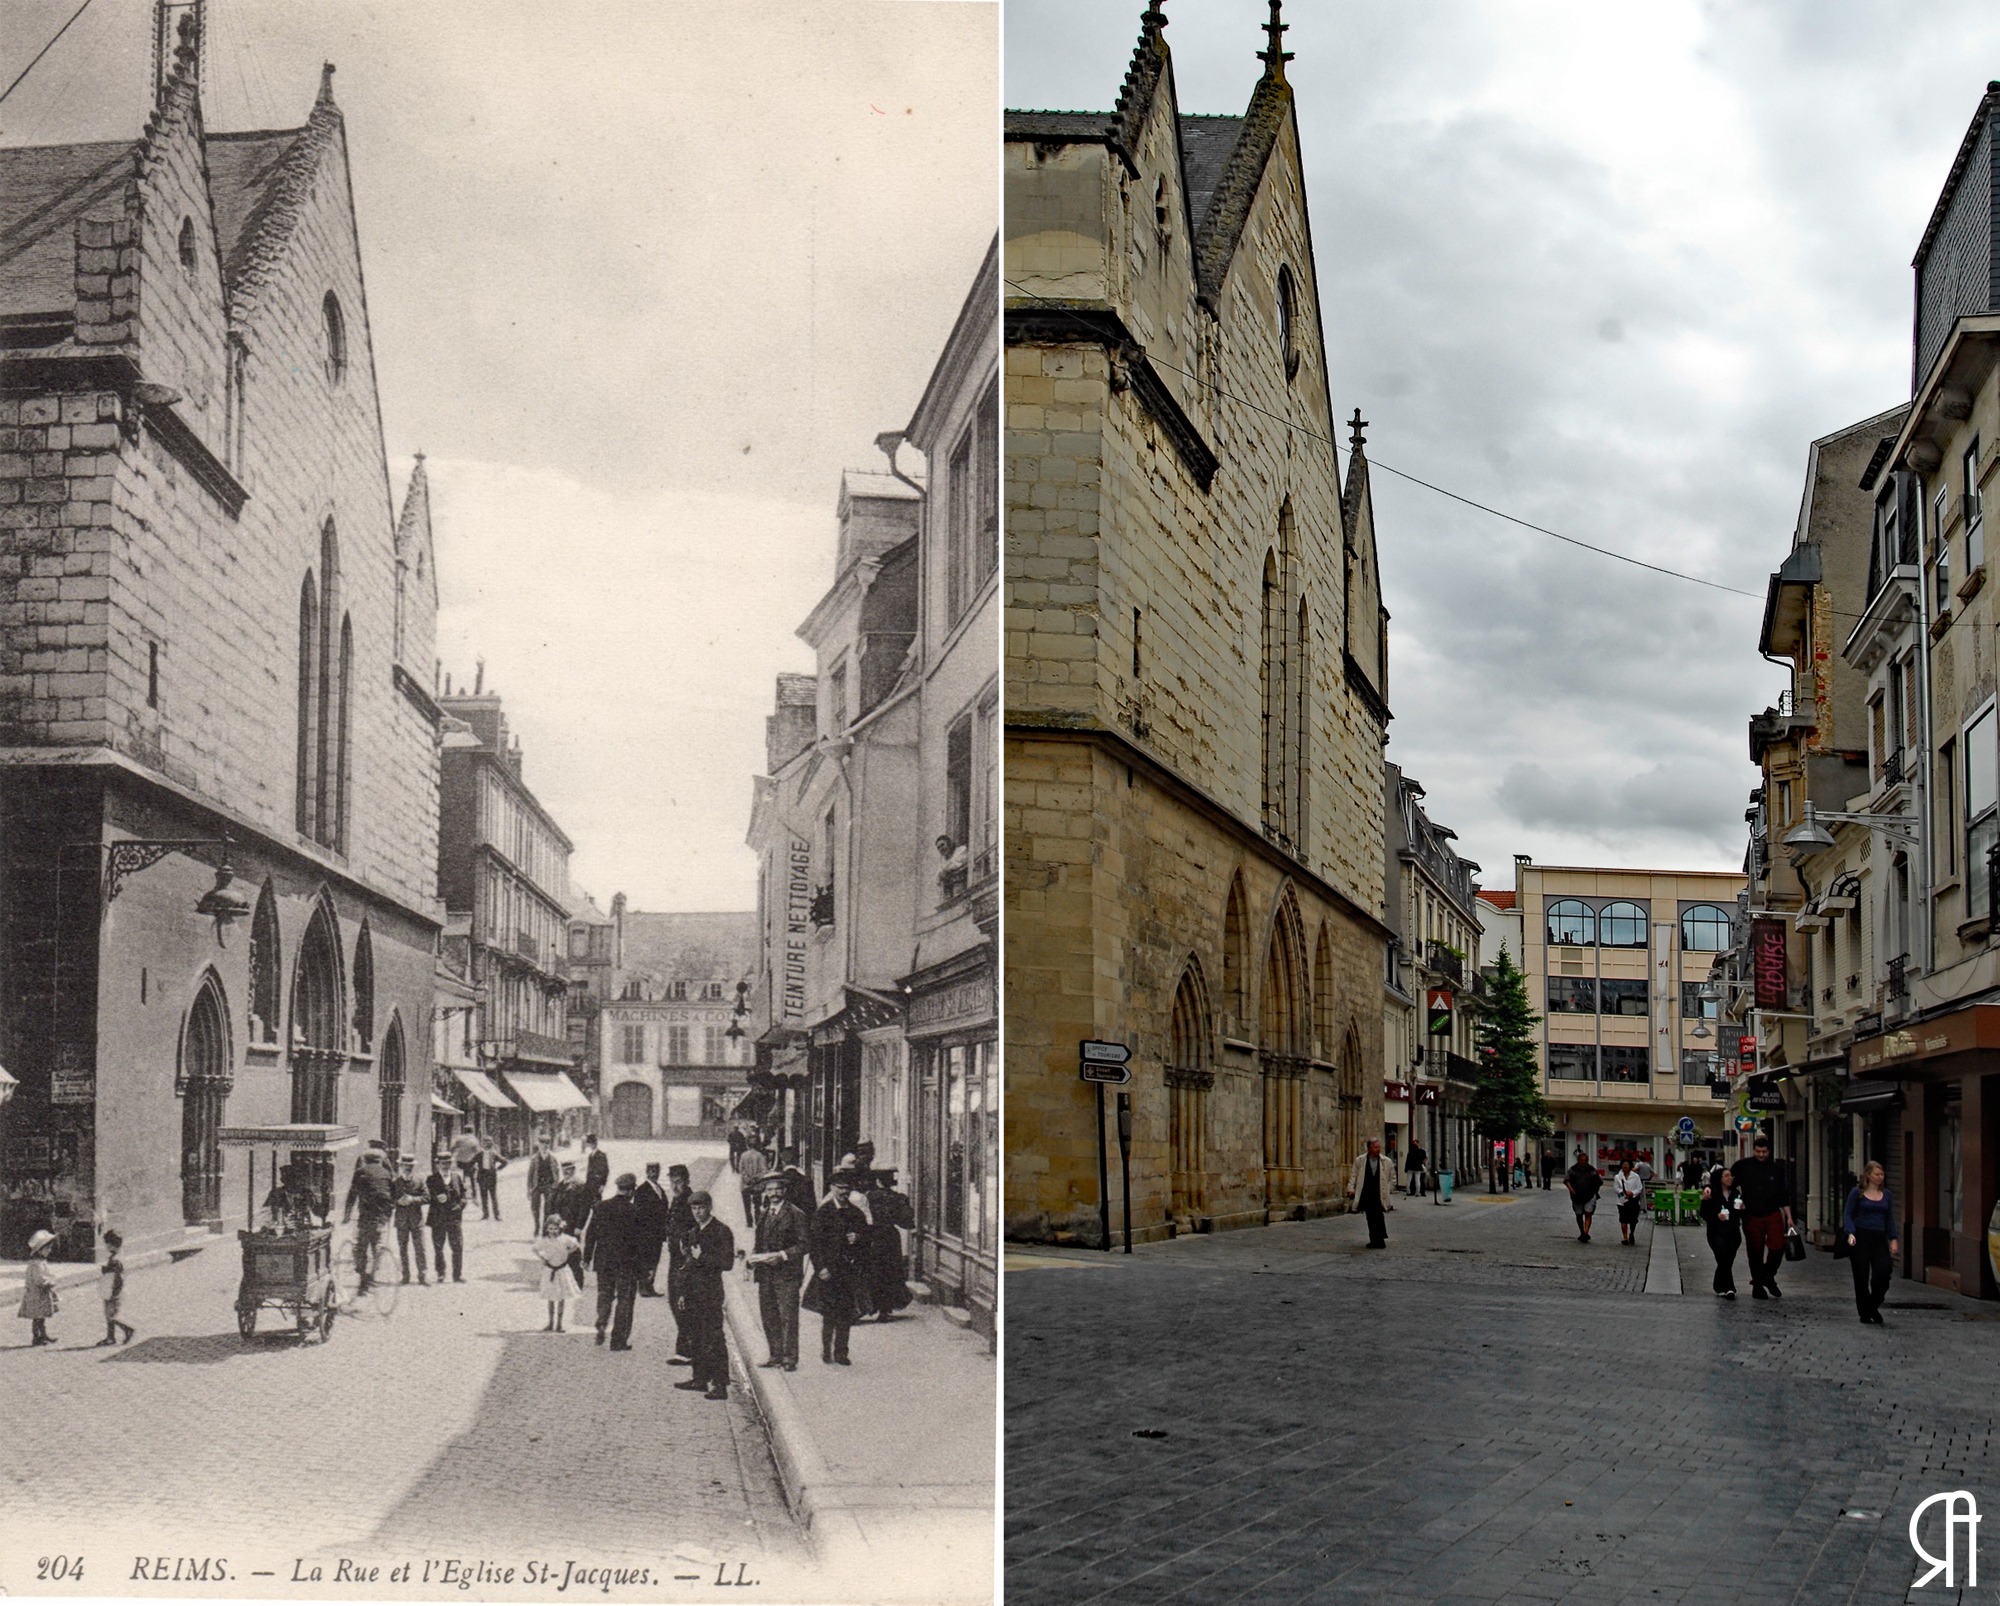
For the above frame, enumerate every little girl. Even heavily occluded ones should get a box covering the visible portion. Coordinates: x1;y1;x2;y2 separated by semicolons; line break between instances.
533;1214;581;1332
98;1228;135;1347
19;1229;58;1346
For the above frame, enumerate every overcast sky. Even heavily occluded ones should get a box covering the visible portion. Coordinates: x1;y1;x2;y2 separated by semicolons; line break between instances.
1;0;995;912
1007;0;2000;889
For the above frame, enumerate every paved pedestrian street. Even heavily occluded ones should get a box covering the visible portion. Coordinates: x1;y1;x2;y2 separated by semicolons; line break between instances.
0;1143;826;1600
1006;1185;2000;1605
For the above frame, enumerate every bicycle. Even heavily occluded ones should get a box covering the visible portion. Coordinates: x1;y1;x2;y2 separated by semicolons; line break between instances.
334;1223;401;1318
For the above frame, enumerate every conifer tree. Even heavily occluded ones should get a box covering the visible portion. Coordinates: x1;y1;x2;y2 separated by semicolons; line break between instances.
1470;945;1553;1188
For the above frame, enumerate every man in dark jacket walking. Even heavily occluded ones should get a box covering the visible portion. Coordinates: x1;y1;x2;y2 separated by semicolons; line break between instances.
550;1160;595;1289
1734;1134;1793;1299
807;1171;870;1366
425;1152;468;1283
662;1165;696;1360
342;1142;396;1291
1564;1150;1602;1242
389;1155;430;1285
525;1139;559;1233
584;1172;646;1350
676;1191;736;1399
747;1171;808;1368
583;1135;610;1197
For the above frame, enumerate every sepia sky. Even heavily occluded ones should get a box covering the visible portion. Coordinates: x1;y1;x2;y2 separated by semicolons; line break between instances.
0;0;997;912
1008;0;2000;889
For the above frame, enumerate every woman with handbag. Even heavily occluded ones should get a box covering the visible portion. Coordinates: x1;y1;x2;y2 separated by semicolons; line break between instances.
1842;1161;1899;1325
1698;1168;1744;1298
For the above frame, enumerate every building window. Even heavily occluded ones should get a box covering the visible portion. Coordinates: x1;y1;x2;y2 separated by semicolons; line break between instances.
700;982;725;1001
178;216;196;271
1600;1045;1649;1083
1967;706;1997;918
249;880;280;1044
378;1016;405;1152
1277;264;1300;380
1679;905;1731;952
147;641;159;708
1599;979;1648;1016
1681;1049;1719;1087
1597;902;1649;947
1941;740;1958;877
620;1024;646;1064
1967;438;1985;574
703;1025;724;1061
666;1025;689;1064
1547;1044;1596;1081
975;380;998;590
826;660;847;736
1260;548;1285;837
323;292;348;386
1546;900;1595;946
1546;977;1596;1014
1680;982;1718;1021
1936;486;1953;610
351;922;374;1053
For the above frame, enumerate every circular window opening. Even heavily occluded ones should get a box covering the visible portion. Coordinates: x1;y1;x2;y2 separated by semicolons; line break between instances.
323;292;348;387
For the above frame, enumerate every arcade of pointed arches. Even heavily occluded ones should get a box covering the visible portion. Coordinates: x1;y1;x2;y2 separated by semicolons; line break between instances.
1164;870;1371;1229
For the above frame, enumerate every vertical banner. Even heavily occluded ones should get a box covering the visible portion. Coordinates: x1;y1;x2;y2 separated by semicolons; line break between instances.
1751;918;1787;1009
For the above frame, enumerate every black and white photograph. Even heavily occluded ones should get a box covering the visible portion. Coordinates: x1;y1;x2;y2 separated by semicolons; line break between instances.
1003;2;2000;1602
0;1;995;1601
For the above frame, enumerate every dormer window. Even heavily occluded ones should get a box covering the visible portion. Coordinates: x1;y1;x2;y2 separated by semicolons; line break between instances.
323;292;348;387
177;217;196;271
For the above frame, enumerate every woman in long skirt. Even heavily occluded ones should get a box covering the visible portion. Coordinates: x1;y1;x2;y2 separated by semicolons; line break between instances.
1699;1168;1743;1299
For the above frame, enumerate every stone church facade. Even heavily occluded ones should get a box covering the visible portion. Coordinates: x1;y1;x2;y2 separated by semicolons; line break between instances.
0;31;441;1258
1004;5;1393;1244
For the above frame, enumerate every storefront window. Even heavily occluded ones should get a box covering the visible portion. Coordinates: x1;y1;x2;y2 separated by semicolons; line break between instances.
1939;1103;1963;1234
944;1045;967;1239
965;1046;985;1254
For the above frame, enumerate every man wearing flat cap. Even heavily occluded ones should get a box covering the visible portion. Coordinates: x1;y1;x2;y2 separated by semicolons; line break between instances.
805;1170;870;1366
746;1170;808;1370
675;1190;736;1399
584;1172;646;1350
662;1164;696;1361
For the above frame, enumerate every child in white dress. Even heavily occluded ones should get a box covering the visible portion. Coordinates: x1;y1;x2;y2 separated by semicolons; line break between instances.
533;1214;581;1332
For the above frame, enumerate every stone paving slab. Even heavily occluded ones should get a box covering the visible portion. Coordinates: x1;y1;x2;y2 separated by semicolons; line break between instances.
1008;1186;1997;1605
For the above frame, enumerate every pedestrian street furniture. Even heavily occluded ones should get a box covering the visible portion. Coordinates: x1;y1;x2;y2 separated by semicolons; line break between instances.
1649;1188;1702;1226
1433;1170;1454;1204
220;1123;360;1343
235;1223;339;1342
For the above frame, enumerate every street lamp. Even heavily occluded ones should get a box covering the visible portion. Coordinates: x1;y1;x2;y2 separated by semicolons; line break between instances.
1781;800;1918;853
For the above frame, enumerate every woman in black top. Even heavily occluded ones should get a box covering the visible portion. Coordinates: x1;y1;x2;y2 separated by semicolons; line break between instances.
1698;1167;1743;1298
1842;1160;1900;1325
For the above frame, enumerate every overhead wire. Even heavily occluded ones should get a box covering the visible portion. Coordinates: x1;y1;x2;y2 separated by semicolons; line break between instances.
0;0;100;109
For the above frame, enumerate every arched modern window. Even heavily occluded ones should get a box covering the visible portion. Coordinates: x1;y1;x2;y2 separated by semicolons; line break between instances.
180;971;232;1224
323;291;348;385
249;879;280;1043
1680;904;1731;952
1598;901;1650;948
1546;899;1595;946
378;1014;405;1153
351;920;375;1053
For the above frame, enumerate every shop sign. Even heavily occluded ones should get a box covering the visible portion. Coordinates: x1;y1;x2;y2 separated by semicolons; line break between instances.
1852;1004;2000;1074
1746;1083;1787;1113
1734;1114;1757;1133
50;1045;93;1105
1737;1034;1757;1077
1413;1084;1441;1106
1426;988;1453;1036
909;971;995;1032
1384;1080;1412;1102
1752;918;1788;1008
782;835;812;1020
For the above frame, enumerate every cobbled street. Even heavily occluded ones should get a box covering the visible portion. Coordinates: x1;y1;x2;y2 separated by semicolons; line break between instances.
1006;1185;2000;1606
0;1143;814;1598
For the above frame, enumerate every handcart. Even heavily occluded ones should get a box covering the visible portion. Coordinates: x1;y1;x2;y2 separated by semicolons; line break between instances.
218;1121;361;1344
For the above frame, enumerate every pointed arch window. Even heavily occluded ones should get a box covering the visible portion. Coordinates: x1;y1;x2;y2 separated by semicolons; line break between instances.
290;897;346;1131
180;971;232;1224
352;921;375;1054
1295;596;1310;848
1312;923;1335;1061
1166;960;1213;1220
1261;549;1283;833
379;1014;406;1154
1223;873;1250;1033
297;522;351;853
323;292;348;386
249;880;281;1044
296;574;319;838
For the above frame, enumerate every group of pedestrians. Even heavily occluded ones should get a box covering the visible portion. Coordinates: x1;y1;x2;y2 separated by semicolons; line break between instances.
334;1141;471;1289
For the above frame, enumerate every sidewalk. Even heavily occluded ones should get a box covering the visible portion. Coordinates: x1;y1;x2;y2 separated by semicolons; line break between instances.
715;1169;994;1600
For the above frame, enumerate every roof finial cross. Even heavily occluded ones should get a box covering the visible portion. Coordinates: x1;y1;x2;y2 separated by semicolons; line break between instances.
1140;1;1167;38
1349;408;1368;450
1258;0;1293;80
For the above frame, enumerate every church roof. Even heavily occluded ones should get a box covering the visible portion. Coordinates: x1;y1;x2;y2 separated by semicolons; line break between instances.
1177;116;1245;232
205;126;309;293
0;139;137;319
616;911;756;987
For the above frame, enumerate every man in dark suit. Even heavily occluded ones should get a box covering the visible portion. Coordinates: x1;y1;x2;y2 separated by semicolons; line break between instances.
807;1170;870;1366
424;1151;468;1283
675;1190;736;1399
525;1139;559;1233
746;1171;808;1370
662;1164;696;1361
1349;1139;1390;1248
583;1134;610;1198
550;1160;595;1291
584;1172;646;1350
633;1162;669;1297
776;1147;812;1215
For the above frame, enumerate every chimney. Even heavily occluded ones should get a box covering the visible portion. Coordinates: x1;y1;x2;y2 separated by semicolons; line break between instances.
611;893;627;971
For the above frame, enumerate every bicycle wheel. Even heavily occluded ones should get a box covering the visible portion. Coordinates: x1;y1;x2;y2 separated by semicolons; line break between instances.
373;1243;400;1317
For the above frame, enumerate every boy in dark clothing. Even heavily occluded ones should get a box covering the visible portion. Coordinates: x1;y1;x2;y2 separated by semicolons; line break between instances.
98;1228;135;1347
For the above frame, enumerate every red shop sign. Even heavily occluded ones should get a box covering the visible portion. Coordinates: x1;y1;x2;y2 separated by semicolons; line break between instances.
1752;918;1788;1009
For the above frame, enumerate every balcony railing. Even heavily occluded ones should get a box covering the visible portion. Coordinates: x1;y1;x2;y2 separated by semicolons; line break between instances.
1880;747;1903;785
1886;955;1909;1002
810;885;835;928
1425;943;1465;987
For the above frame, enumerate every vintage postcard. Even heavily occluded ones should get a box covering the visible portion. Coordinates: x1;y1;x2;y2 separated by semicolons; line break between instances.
0;2;996;1602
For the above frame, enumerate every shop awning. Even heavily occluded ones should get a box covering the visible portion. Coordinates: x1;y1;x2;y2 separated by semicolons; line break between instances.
732;1089;776;1120
502;1071;592;1112
1839;1082;1902;1115
453;1069;514;1110
431;1094;462;1116
507;1029;581;1069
